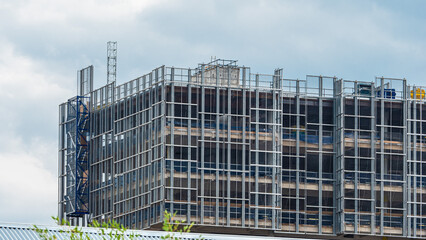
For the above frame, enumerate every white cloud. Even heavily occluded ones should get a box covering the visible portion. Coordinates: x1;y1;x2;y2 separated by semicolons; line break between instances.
0;42;70;100
0;143;57;224
0;40;69;224
0;40;71;140
12;0;158;25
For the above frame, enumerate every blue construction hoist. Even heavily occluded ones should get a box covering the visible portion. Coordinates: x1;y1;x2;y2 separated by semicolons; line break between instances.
65;96;90;217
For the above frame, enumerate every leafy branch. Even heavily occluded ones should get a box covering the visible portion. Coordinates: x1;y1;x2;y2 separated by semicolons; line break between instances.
33;216;137;240
33;211;203;240
161;210;202;240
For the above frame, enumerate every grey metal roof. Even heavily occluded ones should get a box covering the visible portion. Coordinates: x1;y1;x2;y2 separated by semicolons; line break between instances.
0;223;192;240
0;223;316;240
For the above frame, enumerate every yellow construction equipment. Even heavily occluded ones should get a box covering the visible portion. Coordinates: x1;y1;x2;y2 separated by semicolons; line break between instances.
411;88;425;99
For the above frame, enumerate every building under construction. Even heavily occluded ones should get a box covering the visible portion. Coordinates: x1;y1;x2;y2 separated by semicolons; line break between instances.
58;48;426;239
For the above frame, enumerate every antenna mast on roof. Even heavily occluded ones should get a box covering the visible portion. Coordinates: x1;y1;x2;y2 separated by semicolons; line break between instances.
107;41;117;84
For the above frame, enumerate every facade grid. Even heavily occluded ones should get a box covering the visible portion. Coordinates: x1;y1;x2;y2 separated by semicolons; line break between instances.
59;59;426;239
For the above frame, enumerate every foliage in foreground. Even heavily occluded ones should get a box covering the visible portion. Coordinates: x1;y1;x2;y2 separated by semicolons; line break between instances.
33;216;136;240
33;212;203;240
161;210;202;240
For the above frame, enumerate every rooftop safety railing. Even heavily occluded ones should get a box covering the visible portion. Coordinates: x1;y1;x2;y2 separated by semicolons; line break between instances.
374;77;405;100
102;61;426;103
282;78;306;97
305;75;335;97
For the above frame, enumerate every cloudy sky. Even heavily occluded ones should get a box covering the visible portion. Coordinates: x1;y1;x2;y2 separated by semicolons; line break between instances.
0;0;426;225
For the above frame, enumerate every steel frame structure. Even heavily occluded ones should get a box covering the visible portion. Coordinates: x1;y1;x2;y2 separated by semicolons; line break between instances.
58;59;426;239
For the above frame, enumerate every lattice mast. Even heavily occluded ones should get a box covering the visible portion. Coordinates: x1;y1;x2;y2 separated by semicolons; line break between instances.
107;41;117;84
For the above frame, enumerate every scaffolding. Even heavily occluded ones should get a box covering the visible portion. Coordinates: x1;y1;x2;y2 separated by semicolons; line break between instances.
58;59;426;239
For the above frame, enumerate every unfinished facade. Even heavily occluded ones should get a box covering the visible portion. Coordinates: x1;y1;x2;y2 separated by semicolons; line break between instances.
58;59;426;239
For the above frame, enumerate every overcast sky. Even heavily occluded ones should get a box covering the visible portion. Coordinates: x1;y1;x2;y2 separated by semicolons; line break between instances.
0;0;426;225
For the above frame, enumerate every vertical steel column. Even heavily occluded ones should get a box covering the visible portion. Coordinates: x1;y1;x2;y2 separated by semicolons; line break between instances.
318;77;323;234
422;101;425;237
170;68;175;214
334;78;345;234
421;102;425;237
135;79;141;228
153;70;158;223
354;81;359;233
273;68;283;230
296;80;300;232
380;77;385;234
124;85;127;223
254;74;259;228
332;79;336;235
112;84;118;224
160;68;165;223
101;91;105;218
272;75;277;230
123;84;128;226
58;104;66;223
413;87;417;236
407;86;412;236
187;69;192;224
215;66;220;226
227;66;232;227
159;68;165;220
242;67;247;228
200;65;205;224
148;73;153;226
402;79;408;236
278;73;283;231
110;88;114;221
370;82;376;234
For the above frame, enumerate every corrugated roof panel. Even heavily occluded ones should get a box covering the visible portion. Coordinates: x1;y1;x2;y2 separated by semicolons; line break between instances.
0;228;12;240
0;223;314;240
0;225;164;240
